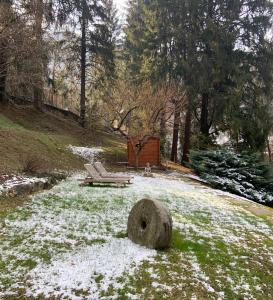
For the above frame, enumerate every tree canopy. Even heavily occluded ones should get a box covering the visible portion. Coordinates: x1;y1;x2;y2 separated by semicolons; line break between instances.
0;0;273;161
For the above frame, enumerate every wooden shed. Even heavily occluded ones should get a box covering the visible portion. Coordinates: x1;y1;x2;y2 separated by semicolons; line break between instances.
127;136;161;167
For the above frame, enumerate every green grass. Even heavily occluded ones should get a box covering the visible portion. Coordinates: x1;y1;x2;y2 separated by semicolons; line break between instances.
172;229;206;253
112;228;273;299
0;114;23;130
0;105;127;174
115;231;128;239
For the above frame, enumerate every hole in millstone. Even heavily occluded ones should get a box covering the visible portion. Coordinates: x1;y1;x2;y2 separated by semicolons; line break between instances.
141;220;147;230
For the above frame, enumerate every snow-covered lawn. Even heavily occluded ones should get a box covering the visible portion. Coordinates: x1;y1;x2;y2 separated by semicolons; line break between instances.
0;173;273;299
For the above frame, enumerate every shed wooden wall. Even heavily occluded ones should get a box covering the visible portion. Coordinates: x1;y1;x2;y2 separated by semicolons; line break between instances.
127;137;161;167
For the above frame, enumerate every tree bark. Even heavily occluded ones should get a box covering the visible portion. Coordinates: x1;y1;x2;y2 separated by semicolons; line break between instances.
80;4;87;128
200;92;210;137
33;0;44;111
0;54;7;104
267;138;272;162
170;101;180;162
159;108;166;156
199;2;213;138
182;105;192;165
0;1;11;104
135;150;140;170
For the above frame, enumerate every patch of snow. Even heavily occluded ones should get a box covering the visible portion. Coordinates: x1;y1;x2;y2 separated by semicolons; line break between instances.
68;145;104;162
26;238;155;299
151;282;172;291
189;257;215;294
0;175;47;196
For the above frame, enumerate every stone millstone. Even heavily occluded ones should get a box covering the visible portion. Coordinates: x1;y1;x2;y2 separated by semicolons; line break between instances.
127;199;172;249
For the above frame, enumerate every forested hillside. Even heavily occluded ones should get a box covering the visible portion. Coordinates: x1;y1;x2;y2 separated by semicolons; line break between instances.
124;0;273;161
1;0;273;166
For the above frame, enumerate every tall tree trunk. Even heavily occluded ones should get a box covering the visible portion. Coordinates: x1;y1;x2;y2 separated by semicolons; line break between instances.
200;92;210;137
51;50;57;105
182;105;192;165
0;51;7;104
170;101;180;162
0;0;12;104
135;150;140;170
160;108;166;156
80;5;87;128
199;2;213;139
33;0;44;111
267;137;272;162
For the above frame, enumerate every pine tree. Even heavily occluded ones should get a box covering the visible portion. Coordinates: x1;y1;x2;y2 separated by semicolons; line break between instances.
33;0;44;111
124;0;188;160
189;149;273;206
123;0;147;83
21;0;55;110
0;0;12;104
56;0;117;127
124;0;273;156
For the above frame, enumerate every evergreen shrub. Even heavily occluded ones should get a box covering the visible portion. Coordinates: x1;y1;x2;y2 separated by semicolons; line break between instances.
189;149;273;206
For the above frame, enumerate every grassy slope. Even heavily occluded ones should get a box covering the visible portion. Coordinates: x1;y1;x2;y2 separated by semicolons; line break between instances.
0;105;126;173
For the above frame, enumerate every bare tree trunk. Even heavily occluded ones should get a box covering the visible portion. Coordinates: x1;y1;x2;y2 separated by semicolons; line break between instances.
160;108;166;156
0;57;7;104
170;101;180;162
33;0;44;111
200;92;210;137
51;50;56;105
135;151;140;170
267;137;272;162
200;3;213;139
129;136;151;170
80;5;87;128
0;1;11;104
182;105;192;165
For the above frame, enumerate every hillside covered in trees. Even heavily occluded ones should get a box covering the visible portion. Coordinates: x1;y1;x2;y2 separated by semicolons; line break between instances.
1;0;273;203
1;0;273;163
